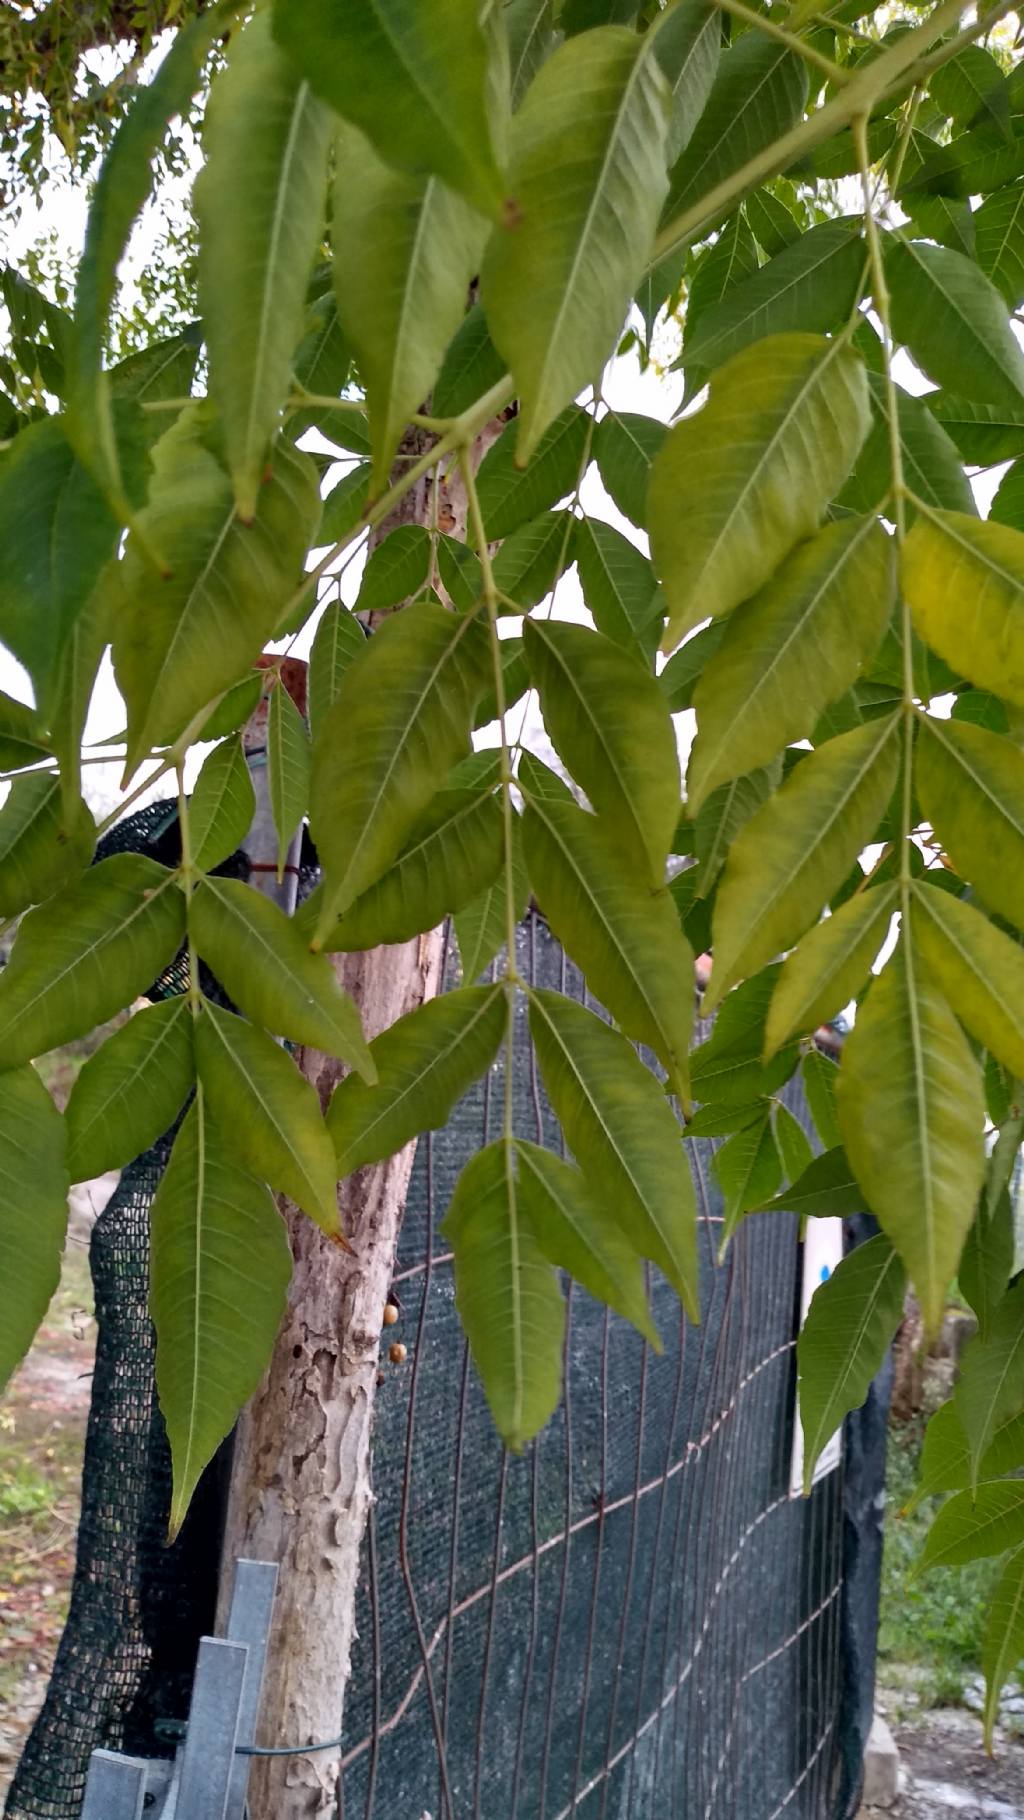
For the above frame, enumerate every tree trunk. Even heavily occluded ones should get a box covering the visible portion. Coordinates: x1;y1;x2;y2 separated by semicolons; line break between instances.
217;412;508;1817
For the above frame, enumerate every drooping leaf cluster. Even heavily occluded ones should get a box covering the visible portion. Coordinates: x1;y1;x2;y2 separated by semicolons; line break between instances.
3;0;1024;1711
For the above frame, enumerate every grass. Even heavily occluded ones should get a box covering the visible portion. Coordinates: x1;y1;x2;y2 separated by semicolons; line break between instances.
878;1416;1003;1715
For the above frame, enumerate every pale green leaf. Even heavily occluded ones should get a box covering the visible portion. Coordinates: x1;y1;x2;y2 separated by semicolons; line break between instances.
903;511;1024;709
956;1277;1024;1484
520;781;694;1099
660;35;807;239
524;616;680;882
189;738;255;873
765;883;898;1057
0;1067;69;1393
476;407;590;540
650;334;872;650
911;880;1024;1078
681;220;866;377
0;691;48;774
65;999;194;1183
267;681;311;877
195;10;332;517
961;1183;1015;1339
514;1138;658;1343
328;983;507;1174
913;1403;1024;1511
189;876;374;1078
482;26;669;460
151;1090;291;1533
838;938;986;1333
0;776;94;918
802;1047;841;1149
797;1233;906;1492
273;0;505;218
444;1139;565;1451
921;1482;1024;1570
984;1547;1024;1748
0;855;185;1065
773;1101;814;1185
886;237;1024;408
309;602;492;933
317;753;504;951
201;672;263;742
688;517;894;808
528;988;698;1317
195;998;339;1231
592;409;665;531
455;813;529;982
573;517;661;661
113;412;321;770
692;762;778;894
308;602;366;739
705;716;900;1014
331;126;488;490
975;182;1024;307
916;714;1024;929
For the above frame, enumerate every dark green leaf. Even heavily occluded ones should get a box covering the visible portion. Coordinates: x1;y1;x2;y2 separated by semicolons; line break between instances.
492;511;575;611
681;220;865;377
308;602;366;739
574;517;661;660
886;237;1024;407
798;1234;905;1491
0;1067;69;1393
592;409;666;531
756;1144;864;1219
661;36;807;240
974;182;1024;307
189;738;255;873
516;1138;658;1342
454;813;529;982
0;775;94;918
476;407;590;539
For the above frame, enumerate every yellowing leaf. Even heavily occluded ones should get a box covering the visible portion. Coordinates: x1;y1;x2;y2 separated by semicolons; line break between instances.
902;510;1024;708
649;334;871;650
911;881;1024;1079
837;939;986;1333
688;517;894;808
705;716;900;1013
916;713;1024;929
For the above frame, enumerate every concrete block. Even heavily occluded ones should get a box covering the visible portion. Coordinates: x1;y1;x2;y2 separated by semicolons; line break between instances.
862;1712;900;1809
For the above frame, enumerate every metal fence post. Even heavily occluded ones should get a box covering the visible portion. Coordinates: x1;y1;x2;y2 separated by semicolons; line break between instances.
80;1750;149;1820
173;1636;248;1820
223;1558;279;1820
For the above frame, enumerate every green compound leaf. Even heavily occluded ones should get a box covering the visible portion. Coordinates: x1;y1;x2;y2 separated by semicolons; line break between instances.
714;1110;782;1252
797;1234;906;1492
0;775;95;919
355;528;433;616
308;602;366;740
195;999;340;1232
660;35;807;240
455;812;530;982
902;510;1024;709
886;236;1024;408
318;752;504;951
267;680;311;878
524;617;680;883
444;1139;566;1452
984;1547;1024;1749
310;602;492;934
681;219;866;378
765;883;898;1057
649;0;719;165
475;407;590;540
920;1481;1024;1571
974;182;1024;308
273;0;505;218
195;8;333;518
0;854;185;1066
956;1278;1024;1488
151;1090;292;1535
704;716;900;1014
756;1144;865;1220
328;983;507;1175
838;377;977;520
0;1066;69;1394
189;876;374;1079
189;737;255;874
592;409;666;531
65;998;195;1183
114;412;321;771
482;26;670;461
520;776;693;1099
838;937;986;1335
916;714;1024;930
911;880;1024;1079
573;517;661;662
688;516;894;809
514;1138;658;1344
649;334;871;651
331;126;488;491
528;988;698;1318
